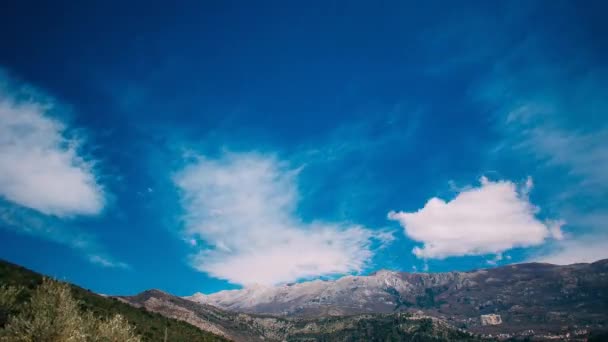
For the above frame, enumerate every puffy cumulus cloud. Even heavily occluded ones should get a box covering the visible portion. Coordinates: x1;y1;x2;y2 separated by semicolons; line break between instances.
0;75;104;217
388;177;563;259
174;152;386;286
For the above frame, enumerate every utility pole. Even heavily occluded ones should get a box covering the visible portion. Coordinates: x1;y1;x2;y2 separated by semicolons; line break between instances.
164;326;168;342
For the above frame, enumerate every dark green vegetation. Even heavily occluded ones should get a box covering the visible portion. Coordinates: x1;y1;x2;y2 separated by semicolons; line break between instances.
0;260;227;342
283;314;483;342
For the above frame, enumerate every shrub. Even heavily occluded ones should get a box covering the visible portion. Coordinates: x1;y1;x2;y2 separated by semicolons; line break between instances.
83;311;140;342
0;278;141;342
0;285;22;328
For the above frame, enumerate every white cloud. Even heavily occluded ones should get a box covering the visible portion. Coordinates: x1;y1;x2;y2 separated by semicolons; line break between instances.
0;73;120;268
388;177;562;259
0;75;104;217
174;152;385;286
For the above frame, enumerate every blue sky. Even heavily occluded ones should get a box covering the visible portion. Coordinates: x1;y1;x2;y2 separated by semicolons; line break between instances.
0;1;606;295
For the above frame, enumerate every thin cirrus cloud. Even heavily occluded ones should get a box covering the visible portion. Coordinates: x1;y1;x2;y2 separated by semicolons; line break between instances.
485;68;608;195
88;255;130;269
174;152;391;286
388;177;563;259
475;47;608;263
0;74;104;217
0;201;126;269
532;235;608;265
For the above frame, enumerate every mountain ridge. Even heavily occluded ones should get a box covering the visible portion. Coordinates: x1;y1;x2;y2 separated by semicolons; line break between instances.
189;260;604;298
183;259;608;336
118;288;480;341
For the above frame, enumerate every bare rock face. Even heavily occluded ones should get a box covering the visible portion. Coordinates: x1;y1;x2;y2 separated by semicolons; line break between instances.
480;314;502;326
186;270;471;316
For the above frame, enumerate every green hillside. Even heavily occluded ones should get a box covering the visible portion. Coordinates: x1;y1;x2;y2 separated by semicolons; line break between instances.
0;259;227;342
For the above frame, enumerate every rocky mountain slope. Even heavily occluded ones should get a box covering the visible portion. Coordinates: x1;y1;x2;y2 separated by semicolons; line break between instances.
186;260;608;336
118;289;479;341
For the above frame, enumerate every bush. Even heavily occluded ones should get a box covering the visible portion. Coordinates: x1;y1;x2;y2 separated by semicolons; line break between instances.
0;285;22;328
0;278;141;342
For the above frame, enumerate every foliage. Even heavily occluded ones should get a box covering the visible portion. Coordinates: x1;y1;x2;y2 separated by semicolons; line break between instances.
83;311;140;342
287;313;483;342
0;260;226;341
0;285;21;310
0;284;22;329
0;278;140;342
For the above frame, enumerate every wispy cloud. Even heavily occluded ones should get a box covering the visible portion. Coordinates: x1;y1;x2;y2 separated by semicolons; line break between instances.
388;177;562;259
474;37;608;264
174;152;390;286
0;71;125;268
0;72;105;217
485;67;608;195
529;231;608;265
0;201;128;269
299;106;421;164
522;209;608;265
88;255;130;269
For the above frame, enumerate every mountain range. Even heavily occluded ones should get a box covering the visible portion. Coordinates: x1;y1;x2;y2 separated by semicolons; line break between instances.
119;288;477;341
2;259;608;341
184;259;608;337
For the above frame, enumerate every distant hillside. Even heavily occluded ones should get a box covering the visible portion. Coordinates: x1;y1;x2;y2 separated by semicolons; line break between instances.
188;260;608;337
118;289;481;342
0;259;227;342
